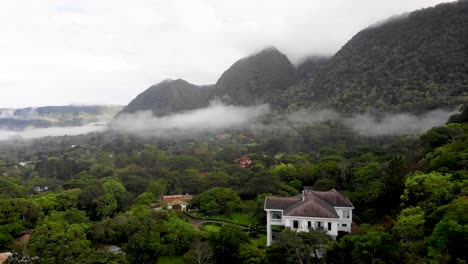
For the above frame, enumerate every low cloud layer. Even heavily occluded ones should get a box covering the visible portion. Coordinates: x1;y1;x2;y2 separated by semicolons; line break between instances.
112;102;270;136
343;110;458;137
0;103;458;141
0;123;107;141
113;102;458;138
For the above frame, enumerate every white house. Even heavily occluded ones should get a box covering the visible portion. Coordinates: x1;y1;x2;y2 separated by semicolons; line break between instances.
161;194;193;211
264;189;354;246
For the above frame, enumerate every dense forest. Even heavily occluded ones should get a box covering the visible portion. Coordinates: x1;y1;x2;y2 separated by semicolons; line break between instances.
296;0;468;113
0;105;467;263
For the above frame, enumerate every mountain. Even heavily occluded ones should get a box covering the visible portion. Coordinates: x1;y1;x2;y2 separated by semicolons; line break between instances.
214;47;297;105
287;0;468;113
0;105;122;131
121;1;468;116
296;56;331;80
118;79;214;116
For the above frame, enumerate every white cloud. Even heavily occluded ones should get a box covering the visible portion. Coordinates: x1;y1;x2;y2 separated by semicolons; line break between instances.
0;123;107;141
112;101;269;136
0;0;450;108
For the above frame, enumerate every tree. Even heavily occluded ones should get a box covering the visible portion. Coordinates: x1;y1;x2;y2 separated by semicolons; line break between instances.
326;229;398;264
427;197;468;263
167;155;202;171
392;207;426;262
0;198;41;248
209;224;249;264
27;210;93;264
184;238;215;264
163;216;194;255
195;188;242;216
267;229;330;264
401;172;457;212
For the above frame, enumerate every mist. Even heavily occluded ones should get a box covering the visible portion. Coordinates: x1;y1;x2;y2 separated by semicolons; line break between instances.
343;109;458;137
0;122;107;141
112;101;457;138
111;102;270;136
0;103;457;141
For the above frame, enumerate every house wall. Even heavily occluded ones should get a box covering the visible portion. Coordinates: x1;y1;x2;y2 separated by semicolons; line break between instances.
265;207;354;246
283;216;339;237
335;207;353;232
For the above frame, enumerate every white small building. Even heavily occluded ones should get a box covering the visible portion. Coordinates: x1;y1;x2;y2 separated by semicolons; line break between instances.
161;194;193;211
264;189;354;246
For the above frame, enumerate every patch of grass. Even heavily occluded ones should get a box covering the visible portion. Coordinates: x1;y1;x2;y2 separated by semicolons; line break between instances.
228;213;253;225
190;212;257;226
201;223;221;232
250;234;267;248
157;256;184;264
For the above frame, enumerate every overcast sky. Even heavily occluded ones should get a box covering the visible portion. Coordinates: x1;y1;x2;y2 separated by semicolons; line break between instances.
0;0;450;108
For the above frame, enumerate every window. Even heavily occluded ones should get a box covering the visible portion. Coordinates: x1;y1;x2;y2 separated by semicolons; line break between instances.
342;224;347;227
343;210;350;219
308;221;312;229
317;222;322;229
328;222;332;231
293;220;299;229
272;211;282;221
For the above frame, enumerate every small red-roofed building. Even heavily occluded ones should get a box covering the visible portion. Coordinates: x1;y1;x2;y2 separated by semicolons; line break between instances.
235;156;252;168
264;189;354;246
162;194;193;211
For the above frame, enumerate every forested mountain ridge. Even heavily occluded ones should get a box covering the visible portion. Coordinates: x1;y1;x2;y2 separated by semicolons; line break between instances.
289;0;468;113
121;1;468;116
118;79;214;116
119;48;297;116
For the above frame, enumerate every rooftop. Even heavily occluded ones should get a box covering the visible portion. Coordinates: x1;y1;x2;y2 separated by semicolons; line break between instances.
264;189;354;218
162;194;193;204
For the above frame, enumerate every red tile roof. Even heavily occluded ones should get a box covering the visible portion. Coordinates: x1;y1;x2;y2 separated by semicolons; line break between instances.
162;194;193;205
265;189;353;218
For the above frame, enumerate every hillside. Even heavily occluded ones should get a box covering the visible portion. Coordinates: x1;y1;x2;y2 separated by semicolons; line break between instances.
296;56;331;80
214;47;297;106
120;1;468;116
118;79;214;116
286;0;468;113
0;105;122;130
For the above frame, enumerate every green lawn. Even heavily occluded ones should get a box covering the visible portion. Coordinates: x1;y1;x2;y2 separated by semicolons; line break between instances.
157;256;184;264
201;223;221;232
250;234;267;248
190;212;257;226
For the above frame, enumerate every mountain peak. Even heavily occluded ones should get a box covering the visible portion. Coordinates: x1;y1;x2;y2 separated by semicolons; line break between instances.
118;79;214;117
214;47;297;105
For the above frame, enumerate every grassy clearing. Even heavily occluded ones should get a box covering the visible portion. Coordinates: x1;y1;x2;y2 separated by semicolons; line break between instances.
157;256;184;264
250;234;267;248
201;223;221;232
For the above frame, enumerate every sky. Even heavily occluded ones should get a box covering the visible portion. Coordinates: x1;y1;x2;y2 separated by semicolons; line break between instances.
0;0;451;108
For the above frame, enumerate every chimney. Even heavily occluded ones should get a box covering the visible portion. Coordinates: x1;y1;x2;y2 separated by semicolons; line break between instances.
302;190;305;201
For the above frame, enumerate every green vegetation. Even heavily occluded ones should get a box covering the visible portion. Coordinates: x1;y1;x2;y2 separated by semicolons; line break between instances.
117;1;468;118
191;212;256;226
157;256;185;264
1;2;468;260
278;1;468;113
0;106;466;263
200;223;221;233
